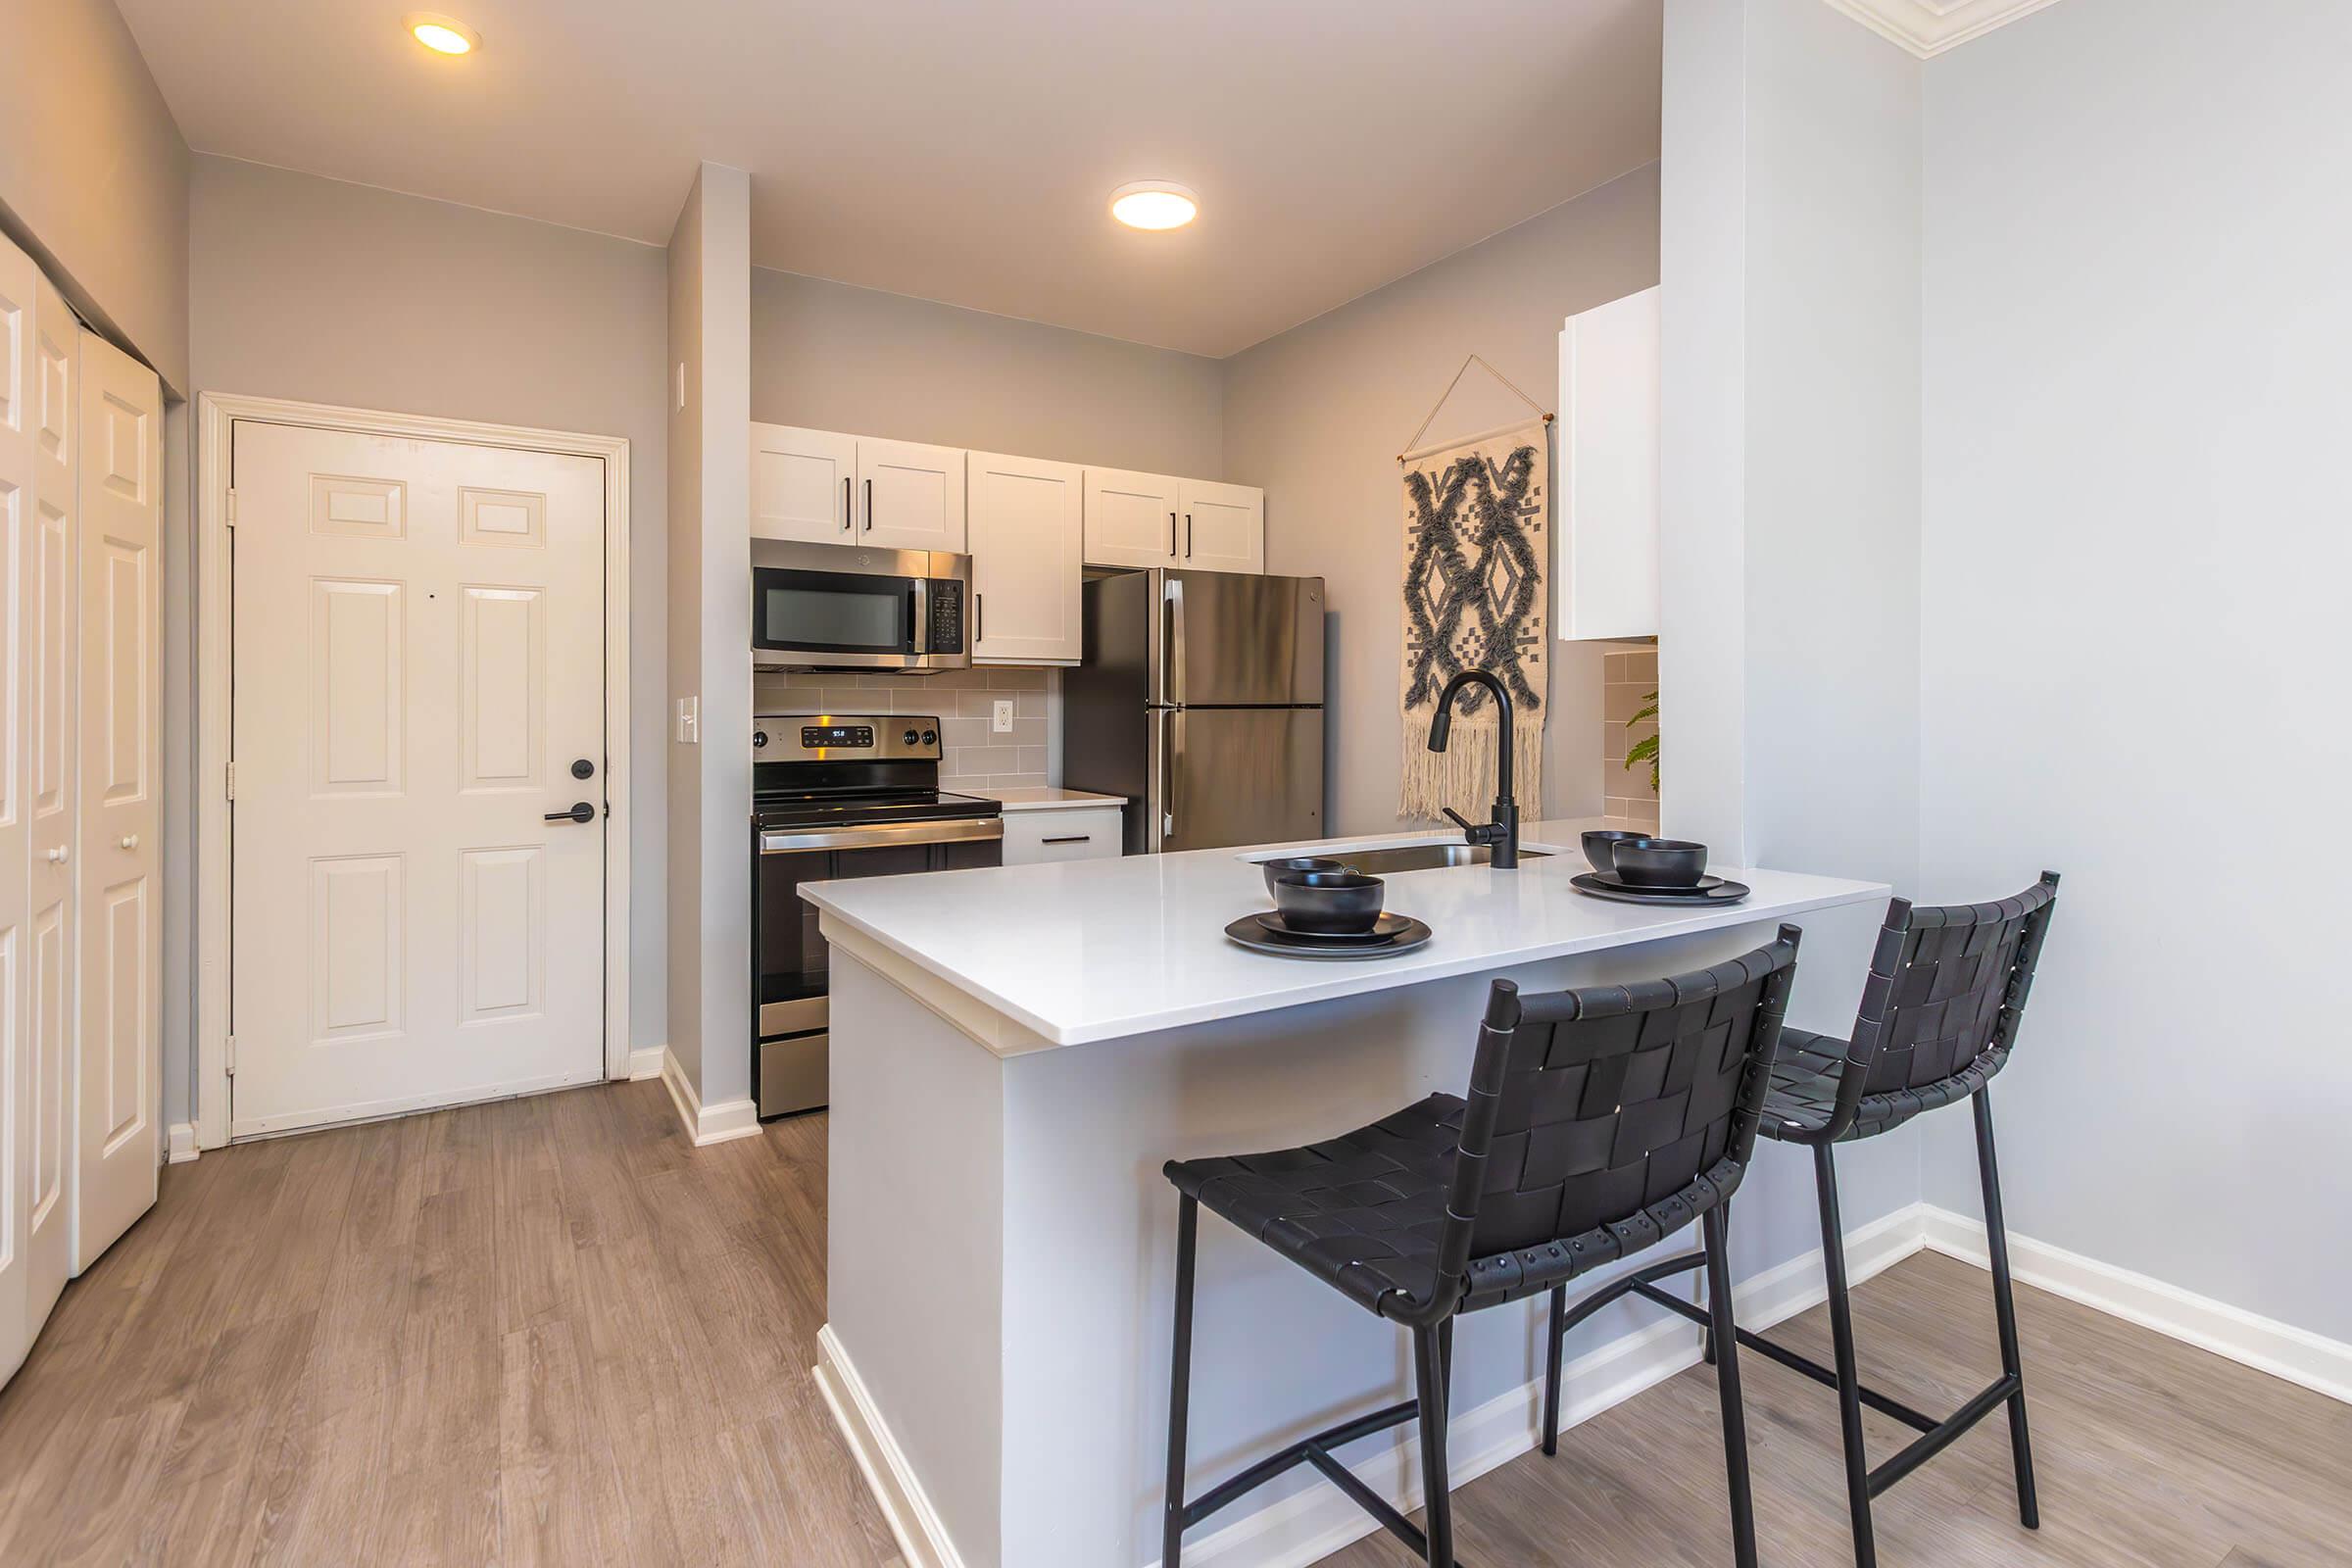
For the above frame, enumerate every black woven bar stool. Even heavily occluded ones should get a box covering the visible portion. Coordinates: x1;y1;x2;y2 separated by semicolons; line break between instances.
1556;873;2061;1567
1159;927;1802;1568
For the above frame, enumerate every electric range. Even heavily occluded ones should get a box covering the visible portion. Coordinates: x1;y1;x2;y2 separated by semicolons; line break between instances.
751;712;1003;1117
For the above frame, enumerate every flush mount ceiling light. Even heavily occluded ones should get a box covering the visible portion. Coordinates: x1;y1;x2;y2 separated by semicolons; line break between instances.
405;12;480;54
1109;181;1199;231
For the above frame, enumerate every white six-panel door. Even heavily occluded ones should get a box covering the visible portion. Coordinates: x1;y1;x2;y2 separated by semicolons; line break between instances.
230;423;606;1137
72;329;159;1270
23;272;76;1338
0;227;33;1379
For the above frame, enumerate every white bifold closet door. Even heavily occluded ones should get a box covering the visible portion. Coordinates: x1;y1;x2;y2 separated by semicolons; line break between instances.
0;231;162;1386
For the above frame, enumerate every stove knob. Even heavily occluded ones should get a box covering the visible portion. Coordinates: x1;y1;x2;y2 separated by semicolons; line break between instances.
921;727;938;746
753;729;768;749
903;727;920;747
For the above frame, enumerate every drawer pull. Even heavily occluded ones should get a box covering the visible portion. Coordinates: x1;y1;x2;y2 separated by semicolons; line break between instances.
1042;834;1093;845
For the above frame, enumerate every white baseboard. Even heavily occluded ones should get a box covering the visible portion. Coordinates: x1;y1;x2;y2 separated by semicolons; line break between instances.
815;1325;967;1568
626;1045;665;1081
166;1123;201;1164
1919;1205;2352;1406
659;1047;762;1147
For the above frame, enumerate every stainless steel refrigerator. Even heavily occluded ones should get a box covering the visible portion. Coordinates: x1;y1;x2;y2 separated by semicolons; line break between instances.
1064;568;1325;854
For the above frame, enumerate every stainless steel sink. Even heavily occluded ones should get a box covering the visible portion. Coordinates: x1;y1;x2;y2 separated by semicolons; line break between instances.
1338;842;1550;874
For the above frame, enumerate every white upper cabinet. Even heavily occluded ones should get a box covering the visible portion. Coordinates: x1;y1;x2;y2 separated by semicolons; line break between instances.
1082;466;1184;569
1558;286;1660;641
1085;467;1263;573
752;422;858;544
967;451;1083;664
858;437;967;554
1177;479;1264;574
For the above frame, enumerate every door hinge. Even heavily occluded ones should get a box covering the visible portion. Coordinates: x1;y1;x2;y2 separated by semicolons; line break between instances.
225;760;236;800
225;488;238;526
224;1034;236;1076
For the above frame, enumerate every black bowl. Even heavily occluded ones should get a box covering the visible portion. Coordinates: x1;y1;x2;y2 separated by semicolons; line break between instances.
1581;829;1645;874
1271;870;1385;935
1611;837;1709;889
1260;856;1348;900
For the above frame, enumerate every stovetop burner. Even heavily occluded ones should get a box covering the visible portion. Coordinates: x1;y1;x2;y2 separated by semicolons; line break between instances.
752;787;1000;830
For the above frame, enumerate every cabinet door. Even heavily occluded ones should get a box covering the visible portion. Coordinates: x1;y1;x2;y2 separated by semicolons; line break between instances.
1083;466;1181;569
1559;286;1659;640
967;451;1082;664
858;438;966;553
1177;479;1263;574
1002;807;1124;864
752;422;858;544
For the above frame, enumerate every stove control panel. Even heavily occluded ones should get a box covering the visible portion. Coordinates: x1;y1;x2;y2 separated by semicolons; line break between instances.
754;712;942;762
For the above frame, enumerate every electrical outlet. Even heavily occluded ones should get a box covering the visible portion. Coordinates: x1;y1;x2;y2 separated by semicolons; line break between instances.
675;696;699;744
992;699;1015;734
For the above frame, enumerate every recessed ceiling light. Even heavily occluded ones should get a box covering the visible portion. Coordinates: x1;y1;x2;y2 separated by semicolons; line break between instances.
1110;181;1199;231
406;12;479;55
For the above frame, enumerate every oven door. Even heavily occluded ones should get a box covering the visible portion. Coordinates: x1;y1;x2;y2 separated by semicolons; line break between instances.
752;564;927;668
752;816;1004;1116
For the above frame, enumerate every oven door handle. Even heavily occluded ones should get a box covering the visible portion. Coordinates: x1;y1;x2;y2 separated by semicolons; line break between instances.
760;817;1004;855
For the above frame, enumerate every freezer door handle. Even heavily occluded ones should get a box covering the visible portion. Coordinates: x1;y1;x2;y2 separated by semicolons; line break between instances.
1164;575;1187;709
1163;708;1184;841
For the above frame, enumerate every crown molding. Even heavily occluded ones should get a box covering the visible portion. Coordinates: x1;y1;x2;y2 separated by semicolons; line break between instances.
1817;0;2069;58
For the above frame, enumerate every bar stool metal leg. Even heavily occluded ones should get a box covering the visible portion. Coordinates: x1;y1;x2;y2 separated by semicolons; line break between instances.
1815;1143;1879;1568
1975;1090;2040;1529
1163;1196;1199;1568
1541;1286;1566;1456
1701;1204;1759;1568
1702;1197;1731;1366
1413;1325;1453;1568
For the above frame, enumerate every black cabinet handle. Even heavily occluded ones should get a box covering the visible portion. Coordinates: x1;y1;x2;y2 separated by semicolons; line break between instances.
1185;512;1193;558
1168;510;1177;557
544;802;597;825
1042;834;1092;845
864;477;873;531
843;476;853;532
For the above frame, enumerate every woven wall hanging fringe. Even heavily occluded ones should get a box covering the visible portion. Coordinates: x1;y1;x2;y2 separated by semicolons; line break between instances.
1397;415;1549;822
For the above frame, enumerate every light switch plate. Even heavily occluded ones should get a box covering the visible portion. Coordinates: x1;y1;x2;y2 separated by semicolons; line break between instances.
676;696;699;743
992;699;1015;733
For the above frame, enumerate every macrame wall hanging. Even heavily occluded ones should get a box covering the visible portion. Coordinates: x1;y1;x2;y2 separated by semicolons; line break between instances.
1396;356;1551;823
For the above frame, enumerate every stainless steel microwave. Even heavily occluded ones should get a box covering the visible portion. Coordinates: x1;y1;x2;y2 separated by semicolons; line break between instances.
750;539;970;673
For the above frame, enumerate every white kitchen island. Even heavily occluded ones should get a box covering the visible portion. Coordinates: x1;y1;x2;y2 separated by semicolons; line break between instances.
802;821;1890;1568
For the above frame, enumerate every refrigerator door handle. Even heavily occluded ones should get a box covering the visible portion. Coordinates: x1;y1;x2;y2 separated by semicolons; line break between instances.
1165;575;1187;709
1164;708;1183;841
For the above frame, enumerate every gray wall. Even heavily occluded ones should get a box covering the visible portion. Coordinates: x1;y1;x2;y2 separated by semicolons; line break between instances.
0;0;189;392
1656;0;1924;1282
665;165;754;1110
187;156;672;1123
752;270;1222;476
1220;168;1660;837
1916;0;2352;1342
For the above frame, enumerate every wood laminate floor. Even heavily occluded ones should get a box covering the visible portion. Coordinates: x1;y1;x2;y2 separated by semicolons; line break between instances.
0;1080;2341;1566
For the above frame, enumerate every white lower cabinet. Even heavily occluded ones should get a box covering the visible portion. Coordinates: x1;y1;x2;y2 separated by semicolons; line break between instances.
1002;807;1125;865
968;451;1083;664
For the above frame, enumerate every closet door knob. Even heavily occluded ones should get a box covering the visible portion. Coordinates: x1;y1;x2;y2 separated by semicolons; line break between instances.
121;834;140;851
46;846;69;864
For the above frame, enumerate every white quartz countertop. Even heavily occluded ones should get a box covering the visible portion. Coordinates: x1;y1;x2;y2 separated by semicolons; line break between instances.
966;787;1126;812
801;818;1890;1050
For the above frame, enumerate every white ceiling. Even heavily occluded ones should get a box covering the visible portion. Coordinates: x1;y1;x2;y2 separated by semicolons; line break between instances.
116;0;1661;358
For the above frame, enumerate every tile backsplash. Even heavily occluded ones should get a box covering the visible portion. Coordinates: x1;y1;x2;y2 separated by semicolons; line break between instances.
754;666;1056;792
1601;646;1660;829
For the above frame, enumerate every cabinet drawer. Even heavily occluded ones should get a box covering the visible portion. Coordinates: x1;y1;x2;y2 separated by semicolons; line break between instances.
1002;807;1125;864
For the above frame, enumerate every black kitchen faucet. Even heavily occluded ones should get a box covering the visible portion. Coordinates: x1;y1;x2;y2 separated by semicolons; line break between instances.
1426;668;1520;869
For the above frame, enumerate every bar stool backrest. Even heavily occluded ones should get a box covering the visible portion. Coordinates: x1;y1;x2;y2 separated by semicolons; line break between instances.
1851;873;2060;1107
1431;928;1802;1312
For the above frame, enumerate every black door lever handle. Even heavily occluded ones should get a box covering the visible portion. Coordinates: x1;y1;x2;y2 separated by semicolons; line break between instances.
544;802;597;824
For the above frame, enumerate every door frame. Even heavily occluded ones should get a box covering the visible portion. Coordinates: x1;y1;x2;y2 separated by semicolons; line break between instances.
193;393;633;1150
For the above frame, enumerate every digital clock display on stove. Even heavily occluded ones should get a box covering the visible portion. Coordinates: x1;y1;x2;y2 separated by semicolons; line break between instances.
801;724;874;749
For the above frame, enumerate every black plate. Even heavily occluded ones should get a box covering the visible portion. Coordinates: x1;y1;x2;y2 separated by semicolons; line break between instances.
1570;871;1751;906
1251;910;1410;945
1225;912;1433;959
1584;869;1728;895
